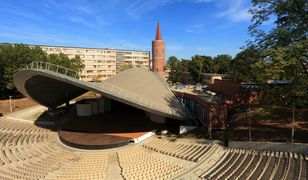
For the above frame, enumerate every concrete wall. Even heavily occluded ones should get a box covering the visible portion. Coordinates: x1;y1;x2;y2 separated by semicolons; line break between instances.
207;79;240;96
229;141;308;154
146;112;166;123
76;97;111;116
76;103;92;116
103;98;111;112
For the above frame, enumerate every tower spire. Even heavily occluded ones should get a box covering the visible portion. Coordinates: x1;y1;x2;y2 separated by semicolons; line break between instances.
155;21;163;40
152;21;166;79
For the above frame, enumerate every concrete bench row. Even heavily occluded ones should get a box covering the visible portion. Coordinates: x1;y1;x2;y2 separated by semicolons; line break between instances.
117;146;188;180
200;148;308;180
142;138;215;162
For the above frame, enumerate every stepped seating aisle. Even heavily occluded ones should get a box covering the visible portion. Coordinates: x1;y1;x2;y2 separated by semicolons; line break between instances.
117;146;188;180
45;152;109;180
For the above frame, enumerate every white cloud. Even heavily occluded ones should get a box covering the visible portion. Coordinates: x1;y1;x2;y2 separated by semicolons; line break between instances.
114;39;150;50
126;0;175;19
216;0;251;22
191;0;214;3
0;1;44;21
0;26;67;44
184;24;204;33
70;17;95;28
42;0;108;28
43;0;93;15
168;44;184;51
69;16;108;28
191;0;251;22
196;46;210;52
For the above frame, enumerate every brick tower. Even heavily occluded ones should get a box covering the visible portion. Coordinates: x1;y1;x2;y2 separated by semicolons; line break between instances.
152;21;166;79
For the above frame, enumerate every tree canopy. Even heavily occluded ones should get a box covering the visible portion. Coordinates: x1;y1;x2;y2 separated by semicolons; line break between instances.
167;54;233;83
167;56;190;84
119;63;133;72
246;0;308;106
213;54;232;74
167;56;179;83
230;46;262;83
0;44;84;98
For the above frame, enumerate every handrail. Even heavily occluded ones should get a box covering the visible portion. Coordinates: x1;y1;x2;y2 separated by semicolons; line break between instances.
20;61;80;79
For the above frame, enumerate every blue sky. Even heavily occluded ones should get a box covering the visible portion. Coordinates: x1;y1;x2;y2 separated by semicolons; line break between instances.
0;0;256;59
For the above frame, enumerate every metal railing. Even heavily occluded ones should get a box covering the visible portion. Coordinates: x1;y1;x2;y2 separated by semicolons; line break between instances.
21;61;80;79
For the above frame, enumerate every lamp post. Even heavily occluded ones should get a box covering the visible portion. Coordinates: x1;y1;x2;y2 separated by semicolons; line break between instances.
9;96;13;112
244;104;251;142
291;101;295;143
248;107;251;142
209;115;212;139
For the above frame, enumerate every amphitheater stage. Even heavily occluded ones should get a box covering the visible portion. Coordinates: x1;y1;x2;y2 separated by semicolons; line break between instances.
59;130;153;149
58;106;161;149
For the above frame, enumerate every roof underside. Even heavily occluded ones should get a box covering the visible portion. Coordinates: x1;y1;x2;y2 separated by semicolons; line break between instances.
13;68;188;120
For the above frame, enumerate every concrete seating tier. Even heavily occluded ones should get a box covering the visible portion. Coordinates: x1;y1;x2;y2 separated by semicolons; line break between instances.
0;142;75;180
117;146;187;179
0;117;51;135
0;117;307;179
0;118;52;167
200;148;308;180
45;152;108;180
142;138;214;162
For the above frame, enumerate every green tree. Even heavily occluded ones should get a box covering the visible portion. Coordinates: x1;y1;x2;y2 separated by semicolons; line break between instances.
178;59;190;72
119;63;133;72
201;56;214;73
189;55;214;82
167;56;181;83
135;61;143;67
0;44;85;98
70;55;84;72
231;47;262;83
92;75;102;82
213;54;232;74
189;55;204;82
0;44;47;97
46;53;84;76
248;0;308;106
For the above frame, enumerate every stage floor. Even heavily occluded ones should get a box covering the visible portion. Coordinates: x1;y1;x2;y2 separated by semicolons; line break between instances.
59;131;149;149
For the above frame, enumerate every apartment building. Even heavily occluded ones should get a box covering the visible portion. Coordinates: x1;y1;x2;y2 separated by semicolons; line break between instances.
40;45;150;82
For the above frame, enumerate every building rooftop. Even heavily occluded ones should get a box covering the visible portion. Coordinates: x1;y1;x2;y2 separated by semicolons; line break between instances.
13;62;189;120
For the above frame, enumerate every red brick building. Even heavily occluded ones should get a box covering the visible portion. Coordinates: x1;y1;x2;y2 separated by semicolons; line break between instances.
152;22;166;79
173;79;259;131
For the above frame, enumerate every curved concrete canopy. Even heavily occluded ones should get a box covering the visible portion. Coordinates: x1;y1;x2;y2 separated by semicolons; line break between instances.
13;68;188;120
